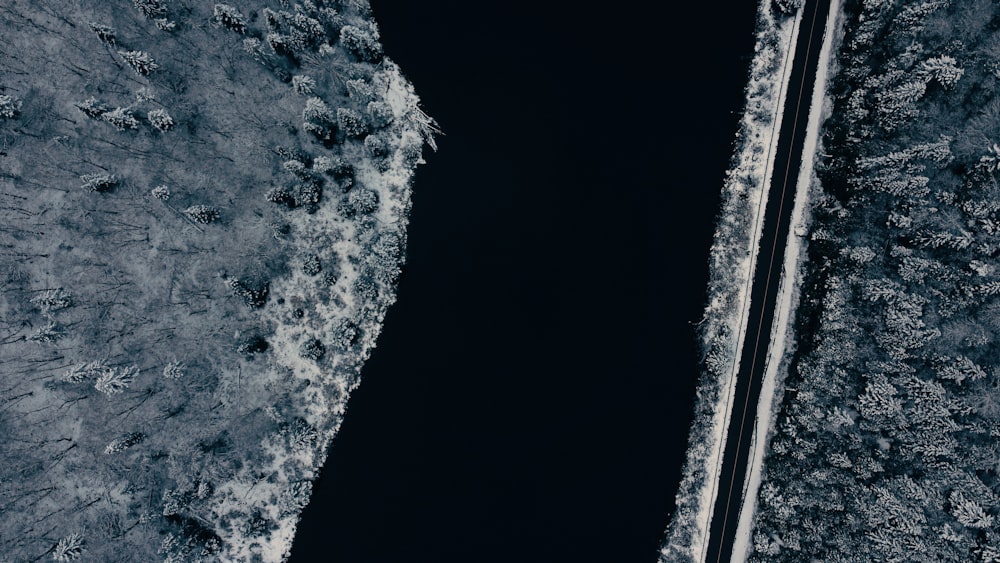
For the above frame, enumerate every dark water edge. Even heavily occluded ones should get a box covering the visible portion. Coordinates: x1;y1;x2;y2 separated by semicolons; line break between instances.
289;2;760;562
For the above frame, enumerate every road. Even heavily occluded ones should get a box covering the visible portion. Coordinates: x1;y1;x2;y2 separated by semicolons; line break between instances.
704;0;833;561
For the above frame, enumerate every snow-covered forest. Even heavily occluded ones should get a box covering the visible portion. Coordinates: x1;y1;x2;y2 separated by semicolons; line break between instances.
0;1;433;561
748;0;1000;560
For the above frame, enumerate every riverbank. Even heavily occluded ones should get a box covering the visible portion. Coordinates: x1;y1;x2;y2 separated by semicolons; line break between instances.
659;2;801;560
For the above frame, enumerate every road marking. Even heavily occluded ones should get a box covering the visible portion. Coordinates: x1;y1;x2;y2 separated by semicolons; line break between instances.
711;1;825;561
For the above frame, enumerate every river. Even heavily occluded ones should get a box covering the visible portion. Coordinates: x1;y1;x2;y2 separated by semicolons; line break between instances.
289;2;760;561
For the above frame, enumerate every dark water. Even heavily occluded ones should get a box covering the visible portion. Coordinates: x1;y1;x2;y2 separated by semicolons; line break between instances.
289;2;759;562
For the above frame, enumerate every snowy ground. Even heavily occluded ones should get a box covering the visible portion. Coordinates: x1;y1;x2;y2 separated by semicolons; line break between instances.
729;1;844;561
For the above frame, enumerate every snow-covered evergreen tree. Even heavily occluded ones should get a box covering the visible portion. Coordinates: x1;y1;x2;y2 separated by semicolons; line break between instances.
51;533;85;561
337;107;368;138
102;107;139;131
76;97;107;119
104;432;145;454
349;186;378;214
162;360;185;379
133;0;167;19
94;365;138;395
147;108;174;131
80;173;117;193
62;361;107;383
298;338;325;360
184;204;220;224
150;185;171;200
213;4;246;33
302;253;321;276
29;322;64;343
292;74;316;96
340;25;382;62
119;50;159;76
30;289;73;312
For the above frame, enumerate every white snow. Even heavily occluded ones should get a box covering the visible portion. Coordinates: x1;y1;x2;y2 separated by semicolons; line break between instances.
730;1;843;561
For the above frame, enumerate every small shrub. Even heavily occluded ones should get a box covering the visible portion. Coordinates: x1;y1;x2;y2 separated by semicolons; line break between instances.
88;22;116;44
330;158;355;181
213;4;247;33
133;0;167;19
282;159;310;179
336;195;356;218
148;108;174;131
104;432;145;454
236;334;269;356
242;514;271;538
311;155;335;174
80;173;117;193
242;37;269;63
302;121;331;141
184;205;220;224
102;108;139;131
0;95;21;120
270;221;291;240
30;322;65;343
76;97;107;119
161;488;193;517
